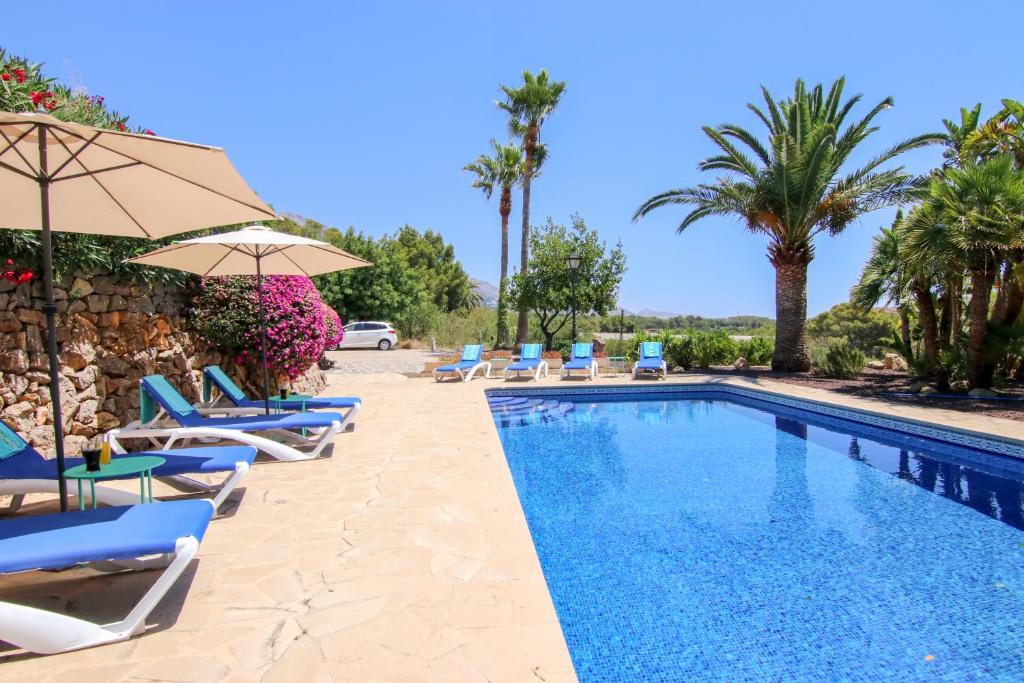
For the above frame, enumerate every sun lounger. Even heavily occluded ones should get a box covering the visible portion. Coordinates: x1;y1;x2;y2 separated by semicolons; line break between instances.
433;344;491;382
561;343;598;380
504;344;548;381
201;365;360;431
633;341;668;379
0;499;213;654
114;375;341;461
0;421;254;513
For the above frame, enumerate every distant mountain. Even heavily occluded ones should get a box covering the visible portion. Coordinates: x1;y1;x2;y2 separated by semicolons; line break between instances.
471;278;499;307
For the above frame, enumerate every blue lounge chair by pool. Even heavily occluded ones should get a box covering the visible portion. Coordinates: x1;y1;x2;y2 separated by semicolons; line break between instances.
114;375;342;461
0;421;254;512
504;343;548;382
561;343;598;380
201;365;361;431
0;500;213;654
433;344;491;382
633;341;667;379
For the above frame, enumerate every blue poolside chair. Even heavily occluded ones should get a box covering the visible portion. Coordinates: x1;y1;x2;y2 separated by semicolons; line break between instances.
504;344;548;382
0;500;213;654
633;341;667;379
433;344;491;382
201;366;361;431
114;375;342;461
0;421;254;512
561;343;598;380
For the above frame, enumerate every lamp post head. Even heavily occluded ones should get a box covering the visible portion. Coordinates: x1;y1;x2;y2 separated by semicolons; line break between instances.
567;252;581;272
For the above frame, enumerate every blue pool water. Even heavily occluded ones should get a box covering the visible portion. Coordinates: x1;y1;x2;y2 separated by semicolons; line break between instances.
489;391;1024;682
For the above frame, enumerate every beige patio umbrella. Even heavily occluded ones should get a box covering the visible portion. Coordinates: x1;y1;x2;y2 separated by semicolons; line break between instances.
0;110;277;510
128;225;371;413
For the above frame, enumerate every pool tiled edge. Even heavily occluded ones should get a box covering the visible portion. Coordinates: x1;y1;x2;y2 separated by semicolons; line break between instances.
487;381;1024;459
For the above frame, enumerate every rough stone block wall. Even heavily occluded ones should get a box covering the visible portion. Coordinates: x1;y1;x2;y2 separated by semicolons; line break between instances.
0;273;326;455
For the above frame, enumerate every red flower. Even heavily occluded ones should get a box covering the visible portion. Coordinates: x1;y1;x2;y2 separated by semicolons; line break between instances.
44;101;57;111
143;129;156;136
5;259;12;266
29;91;43;106
0;73;9;82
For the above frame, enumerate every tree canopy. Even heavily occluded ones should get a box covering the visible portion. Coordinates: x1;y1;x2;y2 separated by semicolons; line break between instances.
509;215;626;349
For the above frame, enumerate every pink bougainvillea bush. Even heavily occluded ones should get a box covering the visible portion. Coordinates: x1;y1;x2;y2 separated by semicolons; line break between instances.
192;275;344;380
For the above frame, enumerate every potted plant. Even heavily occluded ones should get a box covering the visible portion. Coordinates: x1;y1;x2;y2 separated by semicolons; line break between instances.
542;350;562;370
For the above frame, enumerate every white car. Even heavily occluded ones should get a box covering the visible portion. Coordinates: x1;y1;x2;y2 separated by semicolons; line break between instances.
338;321;398;350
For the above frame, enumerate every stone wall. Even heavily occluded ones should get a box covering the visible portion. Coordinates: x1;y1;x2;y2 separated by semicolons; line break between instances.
0;273;325;455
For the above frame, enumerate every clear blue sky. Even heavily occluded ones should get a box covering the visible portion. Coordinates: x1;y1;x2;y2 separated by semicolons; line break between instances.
7;2;1023;317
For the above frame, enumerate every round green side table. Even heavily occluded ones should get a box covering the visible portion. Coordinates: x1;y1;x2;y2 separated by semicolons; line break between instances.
65;455;166;510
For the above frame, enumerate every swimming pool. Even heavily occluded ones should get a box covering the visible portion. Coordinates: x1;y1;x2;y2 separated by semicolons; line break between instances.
488;387;1024;682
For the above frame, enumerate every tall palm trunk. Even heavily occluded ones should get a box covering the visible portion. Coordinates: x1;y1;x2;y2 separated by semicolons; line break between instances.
771;256;811;372
495;186;512;348
515;124;539;345
914;279;947;389
993;258;1024;326
899;308;913;362
967;264;996;389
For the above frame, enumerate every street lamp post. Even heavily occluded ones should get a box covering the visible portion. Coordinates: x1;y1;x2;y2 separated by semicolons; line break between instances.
567;252;581;343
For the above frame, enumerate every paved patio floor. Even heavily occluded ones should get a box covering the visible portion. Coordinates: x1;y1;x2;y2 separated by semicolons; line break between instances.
1;370;1021;681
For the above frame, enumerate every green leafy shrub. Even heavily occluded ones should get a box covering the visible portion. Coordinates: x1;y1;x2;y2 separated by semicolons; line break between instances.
739;337;774;365
624;331;651;364
603;339;632;358
688;330;740;368
818;344;866;379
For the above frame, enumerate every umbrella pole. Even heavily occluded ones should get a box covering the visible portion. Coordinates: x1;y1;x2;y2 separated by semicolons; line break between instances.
256;257;271;415
37;126;69;512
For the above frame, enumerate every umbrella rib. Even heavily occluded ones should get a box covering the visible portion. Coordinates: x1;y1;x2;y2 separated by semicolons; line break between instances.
56;161;144;182
306;242;373;266
0;157;38;182
47;131;103;180
279;248;313;276
84;171;154;237
201;245;241;276
0;126;40;176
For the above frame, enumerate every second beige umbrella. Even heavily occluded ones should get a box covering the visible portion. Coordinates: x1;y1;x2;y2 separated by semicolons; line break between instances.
128;225;371;413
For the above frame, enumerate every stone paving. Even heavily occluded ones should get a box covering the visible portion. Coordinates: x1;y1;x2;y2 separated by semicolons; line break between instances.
325;349;437;375
2;370;1023;681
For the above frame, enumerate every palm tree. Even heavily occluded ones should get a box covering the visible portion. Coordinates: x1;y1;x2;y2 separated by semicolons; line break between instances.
498;69;566;345
634;78;941;371
464;140;534;347
852;210;914;360
904;156;1024;388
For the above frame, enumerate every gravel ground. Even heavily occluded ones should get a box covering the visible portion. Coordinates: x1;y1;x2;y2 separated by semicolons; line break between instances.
696;367;1024;421
324;348;440;374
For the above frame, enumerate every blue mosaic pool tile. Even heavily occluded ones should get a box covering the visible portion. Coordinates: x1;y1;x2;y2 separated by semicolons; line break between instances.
491;395;1024;682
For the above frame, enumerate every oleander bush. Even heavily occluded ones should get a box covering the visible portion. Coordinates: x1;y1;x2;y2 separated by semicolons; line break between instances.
192;275;342;380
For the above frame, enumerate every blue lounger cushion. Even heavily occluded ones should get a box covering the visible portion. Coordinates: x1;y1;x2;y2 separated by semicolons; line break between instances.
636;358;665;370
508;344;542;371
141;376;342;429
0;500;213;574
436;345;483;373
0;445;256;481
436;360;481;372
564;343;594;369
181;412;344;431
203;366;359;410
